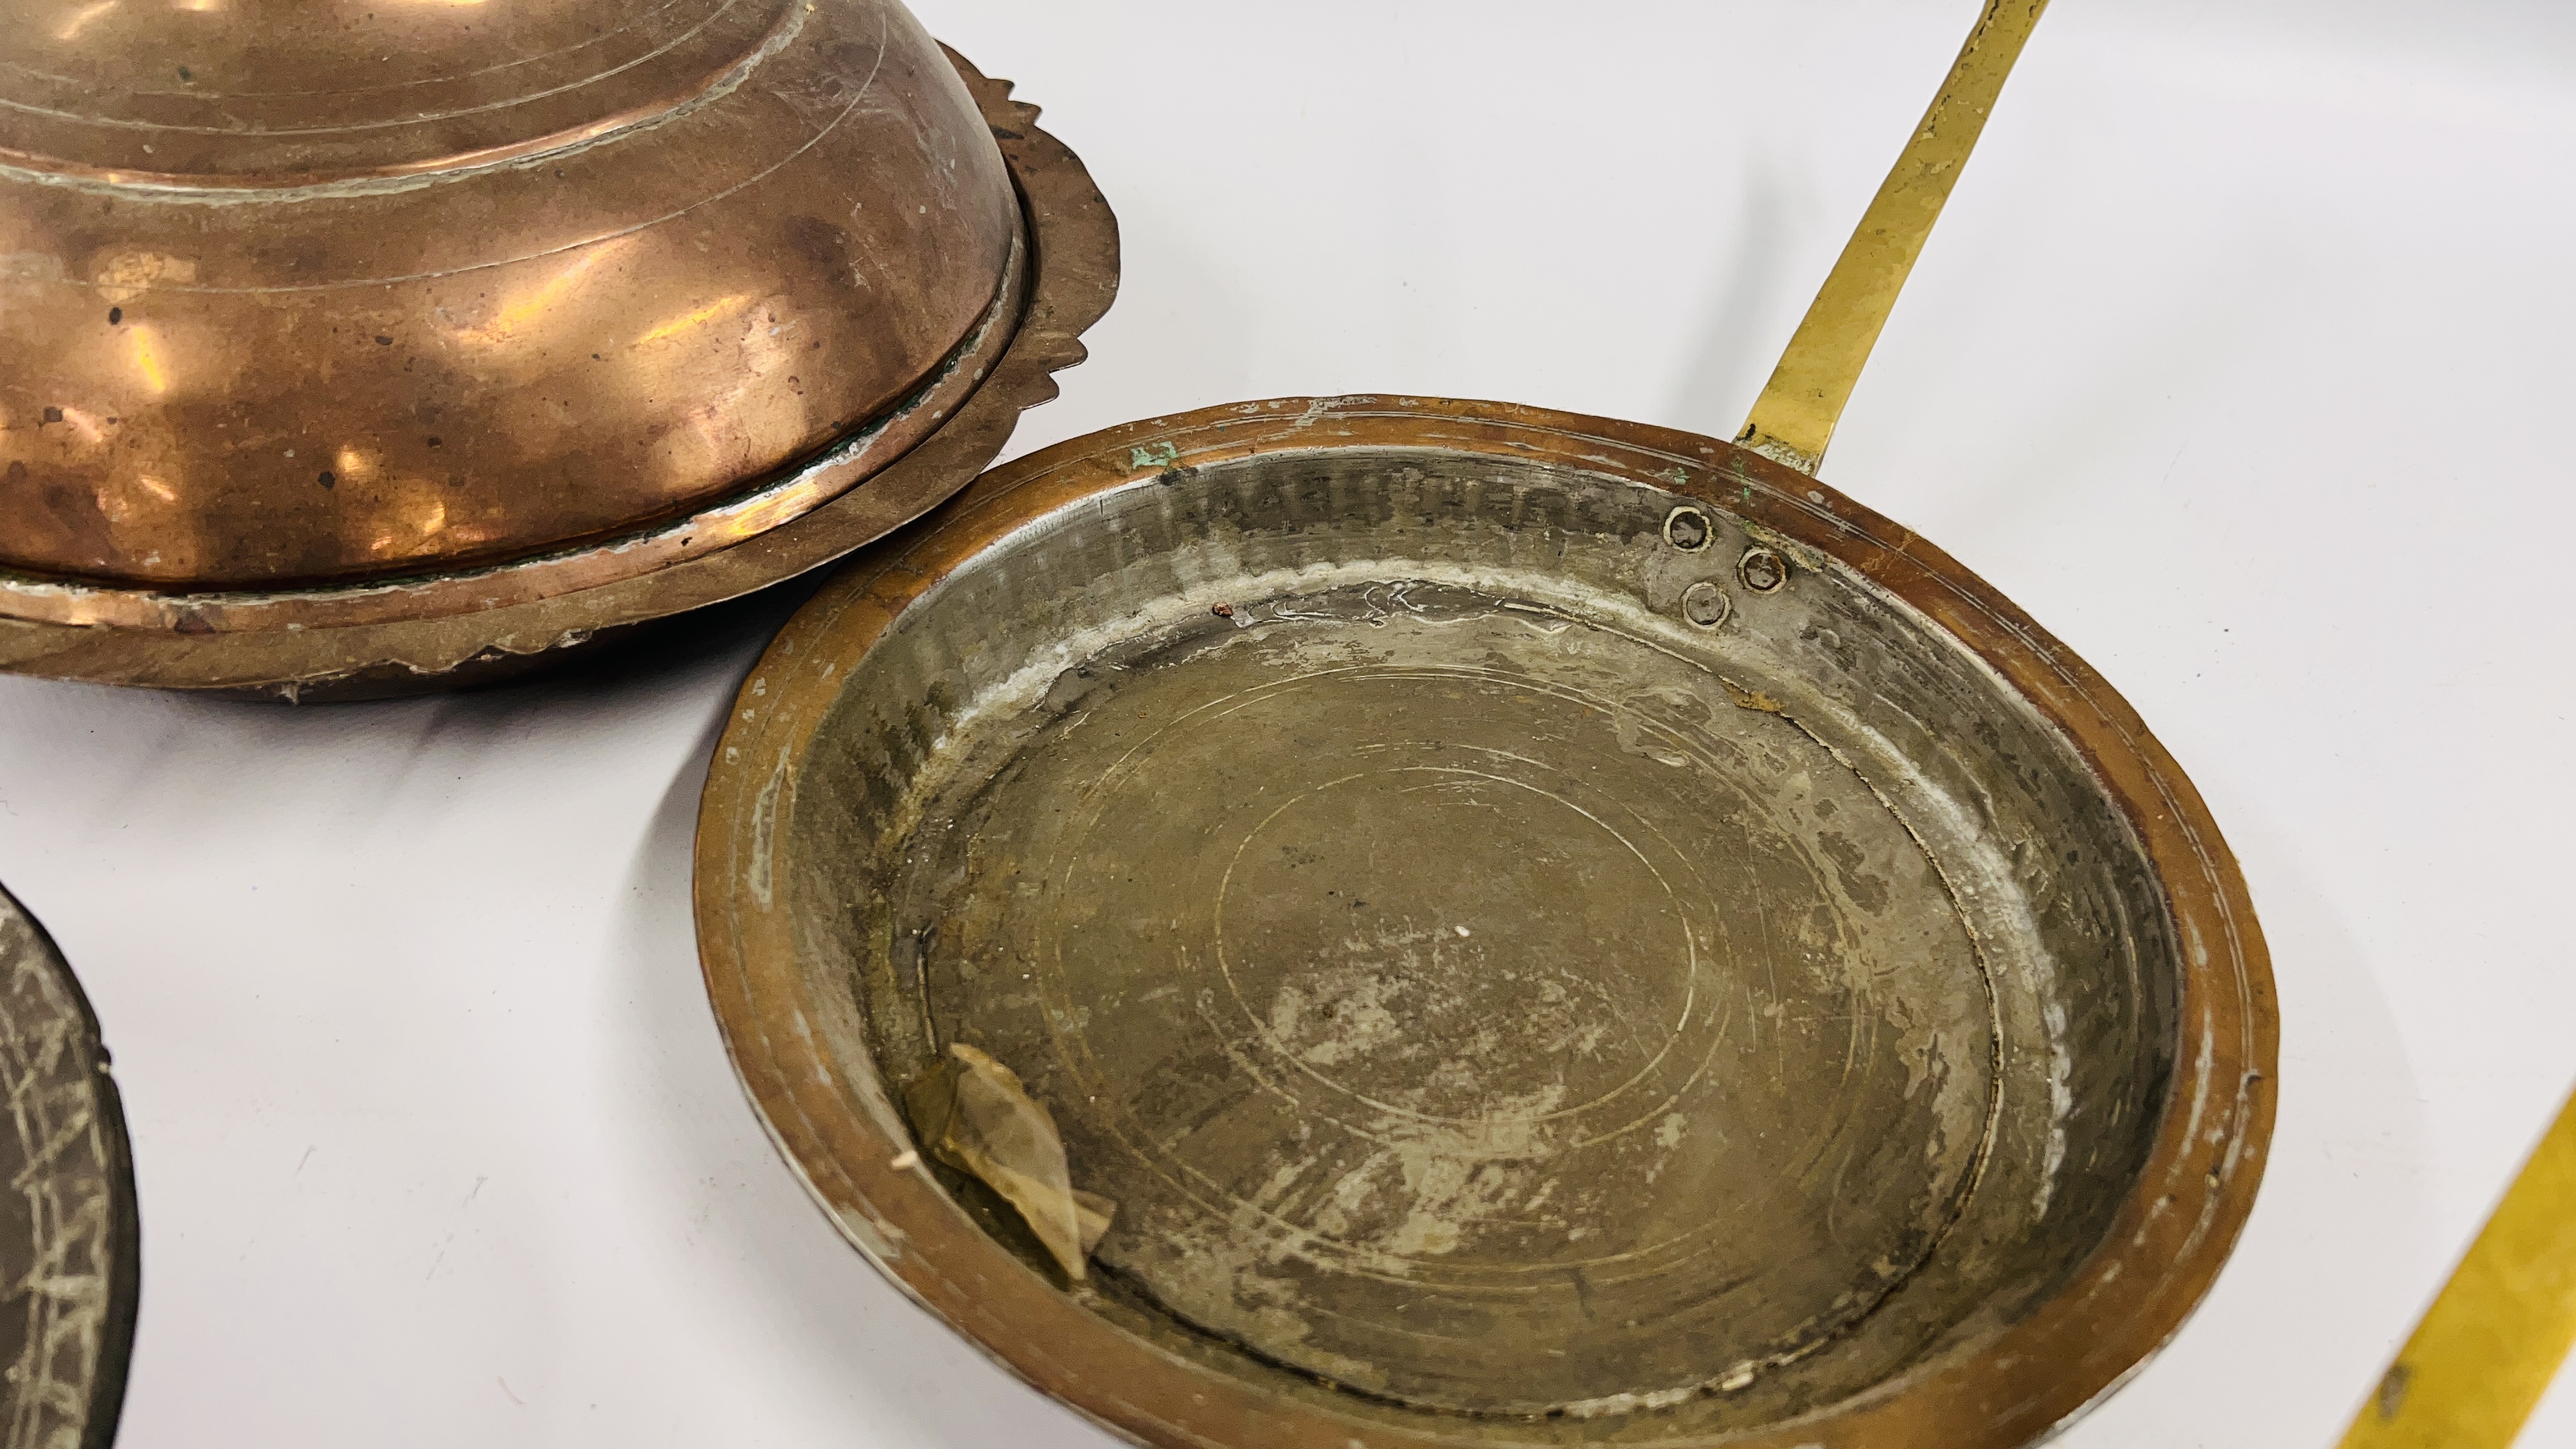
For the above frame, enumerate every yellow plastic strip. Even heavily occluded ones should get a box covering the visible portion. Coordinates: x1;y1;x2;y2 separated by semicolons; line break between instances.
1737;0;2050;475
2342;1085;2576;1449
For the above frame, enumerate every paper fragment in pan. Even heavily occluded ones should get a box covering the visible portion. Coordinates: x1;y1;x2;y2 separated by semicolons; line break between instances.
906;1042;1115;1278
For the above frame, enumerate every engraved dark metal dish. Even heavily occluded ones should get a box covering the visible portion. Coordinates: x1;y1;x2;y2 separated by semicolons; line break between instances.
0;0;1116;698
694;6;2275;1447
0;886;139;1449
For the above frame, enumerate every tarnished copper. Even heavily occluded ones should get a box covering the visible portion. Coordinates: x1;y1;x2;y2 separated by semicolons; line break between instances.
0;1;1117;696
693;396;2278;1448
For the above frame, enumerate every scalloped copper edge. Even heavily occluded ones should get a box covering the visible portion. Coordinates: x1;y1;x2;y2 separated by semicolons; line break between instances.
695;395;2277;1449
0;45;1119;696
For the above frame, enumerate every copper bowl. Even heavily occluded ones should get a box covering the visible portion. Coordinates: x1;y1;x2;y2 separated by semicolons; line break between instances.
0;0;1116;697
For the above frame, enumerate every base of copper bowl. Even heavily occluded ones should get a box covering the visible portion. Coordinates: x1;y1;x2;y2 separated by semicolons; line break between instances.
0;49;1117;702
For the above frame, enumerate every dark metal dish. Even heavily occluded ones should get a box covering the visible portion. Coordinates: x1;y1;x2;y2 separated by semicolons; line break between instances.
0;886;138;1449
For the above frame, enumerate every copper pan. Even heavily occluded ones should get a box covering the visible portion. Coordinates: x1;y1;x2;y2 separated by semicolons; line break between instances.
696;4;2275;1446
0;1;1117;699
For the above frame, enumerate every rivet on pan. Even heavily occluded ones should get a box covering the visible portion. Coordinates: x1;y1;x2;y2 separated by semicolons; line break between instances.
1680;581;1731;629
1662;505;1713;552
1739;546;1788;594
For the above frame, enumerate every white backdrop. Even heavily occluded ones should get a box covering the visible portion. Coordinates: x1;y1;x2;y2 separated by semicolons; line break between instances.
3;3;2573;1445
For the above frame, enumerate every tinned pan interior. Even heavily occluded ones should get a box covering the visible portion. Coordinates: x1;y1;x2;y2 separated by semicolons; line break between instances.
694;397;2276;1449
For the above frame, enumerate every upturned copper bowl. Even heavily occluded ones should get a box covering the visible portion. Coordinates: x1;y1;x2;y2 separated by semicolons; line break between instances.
0;0;1116;696
0;884;136;1449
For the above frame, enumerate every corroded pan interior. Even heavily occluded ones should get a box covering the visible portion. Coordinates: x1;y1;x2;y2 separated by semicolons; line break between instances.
696;398;2274;1449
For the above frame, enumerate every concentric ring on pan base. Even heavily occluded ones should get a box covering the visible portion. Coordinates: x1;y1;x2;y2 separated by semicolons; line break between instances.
0;885;139;1449
0;48;1117;700
696;397;2276;1448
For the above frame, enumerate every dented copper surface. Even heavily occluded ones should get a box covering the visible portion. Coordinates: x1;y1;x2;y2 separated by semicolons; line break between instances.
0;885;137;1449
0;0;1118;695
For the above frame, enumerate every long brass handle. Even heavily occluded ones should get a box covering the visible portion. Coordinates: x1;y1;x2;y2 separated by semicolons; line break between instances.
1752;10;2576;1441
1737;0;2050;475
2340;1083;2576;1448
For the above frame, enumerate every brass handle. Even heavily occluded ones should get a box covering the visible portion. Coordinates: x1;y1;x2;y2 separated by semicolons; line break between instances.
2340;1083;2576;1448
1747;11;2576;1441
1737;0;2050;475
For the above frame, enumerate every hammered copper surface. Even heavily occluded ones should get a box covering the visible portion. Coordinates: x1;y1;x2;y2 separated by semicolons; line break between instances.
695;398;2276;1449
0;0;1016;590
0;886;137;1449
0;35;1118;696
